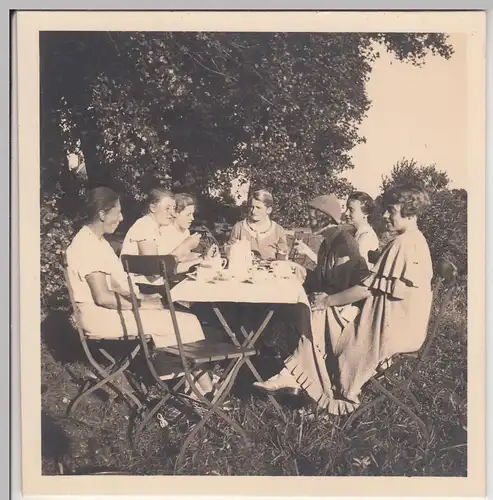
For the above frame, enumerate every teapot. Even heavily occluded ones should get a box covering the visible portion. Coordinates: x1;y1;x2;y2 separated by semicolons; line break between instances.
227;239;254;279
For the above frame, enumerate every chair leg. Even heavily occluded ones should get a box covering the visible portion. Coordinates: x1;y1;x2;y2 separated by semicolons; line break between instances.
133;396;170;446
133;376;188;445
402;387;421;410
244;358;287;421
239;325;287;422
68;355;142;416
174;358;250;473
384;374;421;411
341;392;388;432
370;378;429;442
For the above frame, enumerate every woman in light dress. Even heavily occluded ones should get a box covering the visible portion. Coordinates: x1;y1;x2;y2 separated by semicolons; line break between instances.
255;185;433;416
344;191;380;269
66;187;215;397
229;189;288;261
121;188;202;270
160;193;198;255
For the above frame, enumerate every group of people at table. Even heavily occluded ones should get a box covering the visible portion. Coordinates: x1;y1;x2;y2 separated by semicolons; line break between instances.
66;183;433;416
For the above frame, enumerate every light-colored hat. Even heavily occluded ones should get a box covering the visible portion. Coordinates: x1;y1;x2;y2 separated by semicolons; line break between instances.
308;195;341;224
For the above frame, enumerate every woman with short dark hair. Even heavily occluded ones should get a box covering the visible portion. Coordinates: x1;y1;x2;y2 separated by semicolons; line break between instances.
66;187;215;396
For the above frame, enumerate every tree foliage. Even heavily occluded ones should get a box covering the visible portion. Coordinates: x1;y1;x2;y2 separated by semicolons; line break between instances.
40;31;454;312
41;31;453;225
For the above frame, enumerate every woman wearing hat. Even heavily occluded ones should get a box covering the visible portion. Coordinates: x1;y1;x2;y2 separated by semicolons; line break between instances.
255;185;433;416
295;195;369;297
255;194;369;400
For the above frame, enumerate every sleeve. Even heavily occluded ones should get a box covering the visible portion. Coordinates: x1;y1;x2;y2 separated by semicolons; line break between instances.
362;236;423;300
72;239;113;281
318;231;370;294
128;217;157;244
326;230;371;293
276;224;289;255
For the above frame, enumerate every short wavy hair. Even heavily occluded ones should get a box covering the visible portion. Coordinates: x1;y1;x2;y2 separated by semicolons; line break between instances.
174;193;196;214
249;189;274;209
347;191;375;216
382;184;431;218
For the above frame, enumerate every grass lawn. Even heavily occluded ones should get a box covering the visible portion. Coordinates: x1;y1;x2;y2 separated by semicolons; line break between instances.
40;290;467;477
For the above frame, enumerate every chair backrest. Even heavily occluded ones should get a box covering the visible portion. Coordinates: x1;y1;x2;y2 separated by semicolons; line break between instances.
415;257;458;368
60;251;108;365
61;252;89;342
120;255;195;380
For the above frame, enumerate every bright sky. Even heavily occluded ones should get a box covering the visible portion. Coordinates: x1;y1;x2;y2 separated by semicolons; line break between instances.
232;33;467;203
343;33;467;198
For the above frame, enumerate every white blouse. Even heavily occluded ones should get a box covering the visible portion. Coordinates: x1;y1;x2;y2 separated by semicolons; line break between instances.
66;225;129;304
354;224;380;268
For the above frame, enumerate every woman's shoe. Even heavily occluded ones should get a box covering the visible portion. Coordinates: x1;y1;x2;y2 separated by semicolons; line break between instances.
253;373;301;397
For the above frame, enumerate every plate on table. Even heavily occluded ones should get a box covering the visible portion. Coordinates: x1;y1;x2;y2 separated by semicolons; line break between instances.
216;269;252;283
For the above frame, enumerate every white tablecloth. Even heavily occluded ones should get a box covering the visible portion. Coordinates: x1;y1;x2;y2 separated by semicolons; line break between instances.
171;276;309;306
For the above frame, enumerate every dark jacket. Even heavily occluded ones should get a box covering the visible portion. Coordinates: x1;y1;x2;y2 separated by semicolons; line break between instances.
304;224;370;295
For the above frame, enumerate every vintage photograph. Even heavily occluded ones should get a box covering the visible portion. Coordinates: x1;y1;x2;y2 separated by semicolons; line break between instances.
38;27;470;478
17;9;485;495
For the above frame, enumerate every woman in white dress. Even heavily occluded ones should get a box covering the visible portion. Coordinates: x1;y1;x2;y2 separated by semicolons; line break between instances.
121;188;202;267
66;187;215;397
160;193;200;256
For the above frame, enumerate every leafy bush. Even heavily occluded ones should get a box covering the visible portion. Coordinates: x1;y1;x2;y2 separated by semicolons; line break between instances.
40;192;84;317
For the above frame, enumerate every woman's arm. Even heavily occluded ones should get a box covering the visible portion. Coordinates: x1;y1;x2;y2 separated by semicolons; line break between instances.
87;273;135;310
171;233;202;260
311;285;372;311
137;240;159;255
294;240;318;263
87;273;163;310
276;227;289;256
326;285;371;307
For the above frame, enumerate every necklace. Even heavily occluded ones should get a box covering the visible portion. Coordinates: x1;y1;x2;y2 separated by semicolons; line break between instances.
245;219;273;236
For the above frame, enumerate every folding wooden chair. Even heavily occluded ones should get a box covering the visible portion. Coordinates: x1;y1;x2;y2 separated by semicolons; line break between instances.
61;253;147;417
341;257;459;441
121;254;258;472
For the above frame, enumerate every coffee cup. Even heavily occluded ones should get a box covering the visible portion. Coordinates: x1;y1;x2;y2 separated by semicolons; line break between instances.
195;266;217;282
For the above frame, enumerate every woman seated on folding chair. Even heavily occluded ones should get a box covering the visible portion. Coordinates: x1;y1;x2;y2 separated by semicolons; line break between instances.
255;184;433;416
120;188;208;292
65;186;216;398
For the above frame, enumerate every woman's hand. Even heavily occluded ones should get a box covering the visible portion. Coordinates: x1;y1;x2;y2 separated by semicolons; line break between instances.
176;258;203;274
294;240;318;263
310;292;330;311
294;240;311;256
180;252;202;263
173;233;202;257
